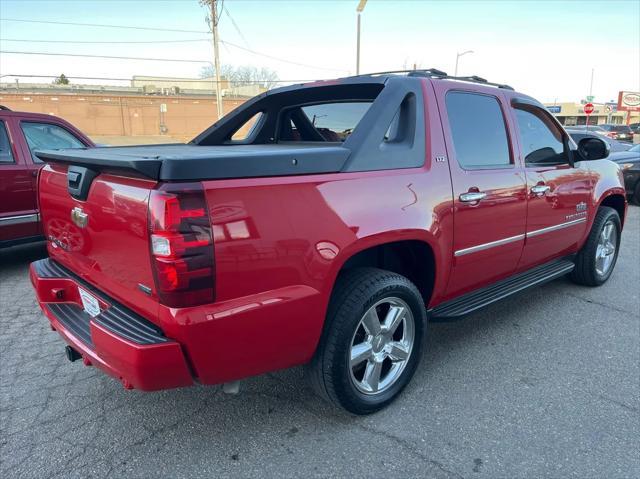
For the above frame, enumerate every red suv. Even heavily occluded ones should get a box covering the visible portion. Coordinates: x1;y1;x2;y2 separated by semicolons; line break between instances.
29;71;626;414
0;107;93;247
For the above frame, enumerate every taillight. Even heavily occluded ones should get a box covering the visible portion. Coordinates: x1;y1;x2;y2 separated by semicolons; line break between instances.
148;183;215;308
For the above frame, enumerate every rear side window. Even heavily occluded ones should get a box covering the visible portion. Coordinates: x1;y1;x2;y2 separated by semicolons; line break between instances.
446;92;511;169
0;122;14;163
514;109;567;165
21;122;85;162
280;102;372;142
231;112;263;142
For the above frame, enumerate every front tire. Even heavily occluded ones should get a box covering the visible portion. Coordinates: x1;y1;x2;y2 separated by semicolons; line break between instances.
570;206;621;286
305;268;426;415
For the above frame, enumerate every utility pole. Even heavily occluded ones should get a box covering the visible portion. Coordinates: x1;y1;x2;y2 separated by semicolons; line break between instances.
210;0;224;119
356;0;368;75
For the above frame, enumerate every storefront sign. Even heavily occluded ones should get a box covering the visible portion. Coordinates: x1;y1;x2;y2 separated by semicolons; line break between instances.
617;91;640;112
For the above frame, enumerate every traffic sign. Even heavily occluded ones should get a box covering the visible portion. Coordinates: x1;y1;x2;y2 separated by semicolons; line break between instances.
583;103;595;115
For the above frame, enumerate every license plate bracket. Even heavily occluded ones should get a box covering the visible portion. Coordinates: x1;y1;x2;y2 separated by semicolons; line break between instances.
78;287;101;317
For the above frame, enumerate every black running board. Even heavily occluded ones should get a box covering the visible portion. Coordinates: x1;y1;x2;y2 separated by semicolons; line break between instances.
429;258;575;321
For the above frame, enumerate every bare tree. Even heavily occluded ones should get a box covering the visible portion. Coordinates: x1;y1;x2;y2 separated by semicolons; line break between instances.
200;64;279;89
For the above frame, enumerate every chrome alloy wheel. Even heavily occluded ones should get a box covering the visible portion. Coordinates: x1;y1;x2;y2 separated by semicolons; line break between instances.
349;297;415;395
595;220;618;276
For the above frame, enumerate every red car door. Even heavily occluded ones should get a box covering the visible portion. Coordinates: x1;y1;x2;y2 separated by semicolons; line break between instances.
508;98;592;268
433;82;527;299
0;117;38;242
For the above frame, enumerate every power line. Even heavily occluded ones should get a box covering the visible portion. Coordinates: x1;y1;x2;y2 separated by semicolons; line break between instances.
0;73;322;84
0;18;208;34
0;18;350;73
223;5;251;50
219;40;348;72
0;38;210;44
1;46;348;73
1;50;214;64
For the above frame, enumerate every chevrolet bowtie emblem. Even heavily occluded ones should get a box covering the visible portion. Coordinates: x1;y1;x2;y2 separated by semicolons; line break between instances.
71;206;89;228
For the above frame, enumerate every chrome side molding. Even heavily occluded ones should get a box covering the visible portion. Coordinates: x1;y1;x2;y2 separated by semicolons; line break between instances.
0;213;40;226
455;234;525;257
454;217;588;257
526;217;587;238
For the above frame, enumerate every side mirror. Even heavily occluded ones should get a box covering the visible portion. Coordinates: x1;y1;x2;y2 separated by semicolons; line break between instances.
577;137;610;161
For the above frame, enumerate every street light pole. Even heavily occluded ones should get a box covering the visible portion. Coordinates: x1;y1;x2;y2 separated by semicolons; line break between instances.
211;0;224;119
356;0;368;75
454;50;474;76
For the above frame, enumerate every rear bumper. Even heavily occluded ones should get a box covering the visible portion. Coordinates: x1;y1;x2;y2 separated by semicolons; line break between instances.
30;258;193;391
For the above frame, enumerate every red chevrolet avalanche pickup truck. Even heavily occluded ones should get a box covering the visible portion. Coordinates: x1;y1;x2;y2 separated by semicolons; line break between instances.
0;107;94;247
29;71;626;414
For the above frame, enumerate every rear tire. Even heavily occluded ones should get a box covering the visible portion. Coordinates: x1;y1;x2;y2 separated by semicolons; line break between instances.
570;206;621;286
633;182;640;206
305;268;426;415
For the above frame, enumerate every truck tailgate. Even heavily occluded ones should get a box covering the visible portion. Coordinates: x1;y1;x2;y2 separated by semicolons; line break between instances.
39;162;160;320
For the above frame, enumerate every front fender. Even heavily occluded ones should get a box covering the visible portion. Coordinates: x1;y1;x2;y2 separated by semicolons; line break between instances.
591;159;627;219
579;160;628;248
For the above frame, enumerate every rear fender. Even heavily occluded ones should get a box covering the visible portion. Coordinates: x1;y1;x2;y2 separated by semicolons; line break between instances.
323;229;446;308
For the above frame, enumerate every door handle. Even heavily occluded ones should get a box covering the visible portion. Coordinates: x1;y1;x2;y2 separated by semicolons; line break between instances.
459;191;487;203
531;185;551;196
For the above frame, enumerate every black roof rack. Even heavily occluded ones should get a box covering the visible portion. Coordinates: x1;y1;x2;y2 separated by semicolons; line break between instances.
348;69;514;91
453;75;514;90
351;68;448;78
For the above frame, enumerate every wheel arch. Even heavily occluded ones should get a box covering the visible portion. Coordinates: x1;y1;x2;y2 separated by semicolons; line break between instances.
326;231;442;307
597;190;627;227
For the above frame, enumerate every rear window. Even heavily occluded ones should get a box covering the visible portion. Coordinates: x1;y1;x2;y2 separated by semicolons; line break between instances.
446;92;511;169
231;112;263;141
280;101;372;142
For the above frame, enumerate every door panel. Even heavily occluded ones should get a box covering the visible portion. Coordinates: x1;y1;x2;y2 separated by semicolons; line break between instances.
510;105;591;269
448;170;528;296
0;118;37;241
433;84;527;299
520;165;591;267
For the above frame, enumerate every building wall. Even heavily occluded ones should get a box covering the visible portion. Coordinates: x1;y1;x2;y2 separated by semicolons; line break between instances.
0;92;251;140
131;76;230;92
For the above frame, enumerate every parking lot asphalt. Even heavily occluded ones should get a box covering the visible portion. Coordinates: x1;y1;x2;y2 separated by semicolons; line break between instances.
1;206;638;479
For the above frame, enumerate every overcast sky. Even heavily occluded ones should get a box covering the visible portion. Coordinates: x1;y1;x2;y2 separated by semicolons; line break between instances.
0;0;638;103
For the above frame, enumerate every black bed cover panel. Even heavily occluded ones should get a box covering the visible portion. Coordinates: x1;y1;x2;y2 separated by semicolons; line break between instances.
34;144;351;181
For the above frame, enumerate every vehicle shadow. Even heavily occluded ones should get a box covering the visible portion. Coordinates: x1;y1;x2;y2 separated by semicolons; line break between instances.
0;242;48;272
